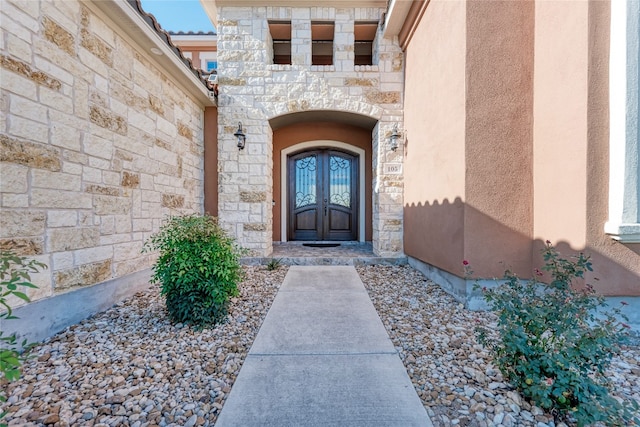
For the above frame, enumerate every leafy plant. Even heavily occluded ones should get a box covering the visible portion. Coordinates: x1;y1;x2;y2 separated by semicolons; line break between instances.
474;242;639;427
266;258;282;271
1;251;45;420
143;214;244;327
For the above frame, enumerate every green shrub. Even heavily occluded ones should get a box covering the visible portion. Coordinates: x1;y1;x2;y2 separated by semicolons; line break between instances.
266;258;282;271
474;242;639;427
0;251;45;417
143;214;243;327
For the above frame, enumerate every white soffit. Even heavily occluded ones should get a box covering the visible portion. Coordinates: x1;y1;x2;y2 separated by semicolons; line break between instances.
383;0;414;39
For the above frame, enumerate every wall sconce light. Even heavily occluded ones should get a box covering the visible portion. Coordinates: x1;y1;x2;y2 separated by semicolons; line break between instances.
234;122;246;150
389;123;400;151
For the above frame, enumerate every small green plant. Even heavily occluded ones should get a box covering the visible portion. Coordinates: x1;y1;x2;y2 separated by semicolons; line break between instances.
143;214;244;327
1;251;45;420
474;242;639;426
266;258;282;271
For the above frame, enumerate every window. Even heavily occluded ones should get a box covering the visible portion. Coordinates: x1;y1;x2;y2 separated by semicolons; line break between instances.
269;21;291;65
354;22;378;66
206;61;217;72
312;22;334;65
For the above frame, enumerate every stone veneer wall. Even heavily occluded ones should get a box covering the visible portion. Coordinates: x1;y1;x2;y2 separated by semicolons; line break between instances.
0;0;205;306
216;6;404;256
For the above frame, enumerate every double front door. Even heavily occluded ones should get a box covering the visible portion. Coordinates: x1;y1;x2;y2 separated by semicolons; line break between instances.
288;149;358;241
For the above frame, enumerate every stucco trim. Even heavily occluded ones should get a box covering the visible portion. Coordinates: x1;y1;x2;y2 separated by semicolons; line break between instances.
281;141;366;243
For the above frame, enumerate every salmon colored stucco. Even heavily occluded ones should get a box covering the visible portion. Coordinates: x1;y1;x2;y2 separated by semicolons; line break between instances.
402;0;640;295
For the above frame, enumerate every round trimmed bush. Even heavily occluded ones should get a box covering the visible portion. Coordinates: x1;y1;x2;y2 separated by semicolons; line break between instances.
143;214;243;327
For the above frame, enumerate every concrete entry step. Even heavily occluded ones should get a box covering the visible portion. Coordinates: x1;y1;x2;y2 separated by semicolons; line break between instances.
215;266;433;427
241;242;408;266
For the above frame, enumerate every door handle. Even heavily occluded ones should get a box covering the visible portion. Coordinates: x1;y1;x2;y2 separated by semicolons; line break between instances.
324;198;327;216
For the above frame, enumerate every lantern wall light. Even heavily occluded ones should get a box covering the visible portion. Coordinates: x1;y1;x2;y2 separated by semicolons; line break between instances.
389;123;400;152
234;122;246;150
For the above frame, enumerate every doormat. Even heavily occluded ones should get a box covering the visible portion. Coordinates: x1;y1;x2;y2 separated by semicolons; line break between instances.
302;243;341;248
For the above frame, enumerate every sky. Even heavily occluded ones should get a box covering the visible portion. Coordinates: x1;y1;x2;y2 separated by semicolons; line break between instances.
139;0;216;33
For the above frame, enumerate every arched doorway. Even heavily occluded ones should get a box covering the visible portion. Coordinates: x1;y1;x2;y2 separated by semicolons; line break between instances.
288;148;359;241
280;140;367;242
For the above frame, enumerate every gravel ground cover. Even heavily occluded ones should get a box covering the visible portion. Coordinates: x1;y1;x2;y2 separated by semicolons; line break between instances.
358;265;640;427
3;266;288;427
3;264;639;427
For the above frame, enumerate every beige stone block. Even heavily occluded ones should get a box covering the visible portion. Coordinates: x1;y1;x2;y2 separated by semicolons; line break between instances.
114;256;149;277
141;190;161;203
9;112;48;142
93;195;131;215
99;233;132;245
0;210;45;238
0;54;61;91
84;184;118;196
1;193;29;207
149;145;177;166
10;0;40;18
50;122;81;151
31;169;81;191
89;105;127;135
89;156;110;170
0;7;33;42
0;70;38;100
43;16;75;56
132;218;152;232
0;162;28;193
7;32;32;63
42;0;79;34
113;241;142;262
239;191;266;203
61;161;82;175
115;215;132;233
52;251;74;271
80;28;113;67
100;215;115;235
31;188;92;209
73;80;90;120
82;166;102;183
47;210;77;227
74;245;113;265
83;134;113;160
0;237;44;255
40;86;74;115
87;12;115;47
121;171;139;188
47;227;99;252
177;122;194;140
161;194;185;209
127;108;155;135
54;259;111;290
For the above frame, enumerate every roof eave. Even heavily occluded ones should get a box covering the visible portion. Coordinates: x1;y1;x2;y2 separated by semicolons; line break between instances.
91;0;216;107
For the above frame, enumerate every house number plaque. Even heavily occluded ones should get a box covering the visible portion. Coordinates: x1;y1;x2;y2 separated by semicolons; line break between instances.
384;163;402;175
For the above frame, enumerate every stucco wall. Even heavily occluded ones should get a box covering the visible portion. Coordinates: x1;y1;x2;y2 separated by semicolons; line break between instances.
403;0;639;296
404;0;534;278
0;0;205;305
403;0;466;275
533;0;640;295
464;0;535;277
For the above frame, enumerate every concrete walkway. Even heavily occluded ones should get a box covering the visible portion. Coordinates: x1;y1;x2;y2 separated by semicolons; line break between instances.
215;266;433;427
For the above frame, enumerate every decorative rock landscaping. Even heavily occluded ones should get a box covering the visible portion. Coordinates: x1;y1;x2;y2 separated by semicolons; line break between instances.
3;266;288;427
358;265;640;427
3;264;638;426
